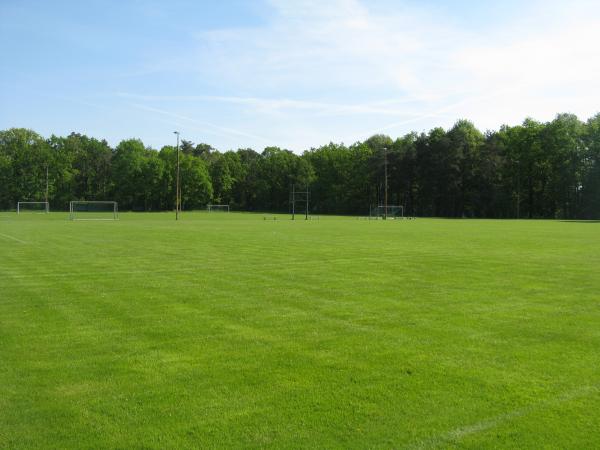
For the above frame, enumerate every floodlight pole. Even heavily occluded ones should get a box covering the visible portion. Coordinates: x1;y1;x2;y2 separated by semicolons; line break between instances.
305;184;309;220
516;159;521;219
292;184;295;220
383;147;388;220
45;165;49;213
174;131;180;220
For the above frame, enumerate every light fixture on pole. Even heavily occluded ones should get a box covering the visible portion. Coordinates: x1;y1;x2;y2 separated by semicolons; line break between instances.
174;131;180;220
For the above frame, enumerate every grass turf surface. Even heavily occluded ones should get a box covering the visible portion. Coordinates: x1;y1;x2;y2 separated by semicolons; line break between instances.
1;212;599;448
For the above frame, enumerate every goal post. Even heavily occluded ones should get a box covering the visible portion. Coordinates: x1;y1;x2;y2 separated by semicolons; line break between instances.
370;205;404;219
207;204;230;212
70;201;118;220
17;201;49;214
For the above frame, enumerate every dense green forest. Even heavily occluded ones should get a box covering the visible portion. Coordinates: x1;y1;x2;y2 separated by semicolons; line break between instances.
1;112;599;218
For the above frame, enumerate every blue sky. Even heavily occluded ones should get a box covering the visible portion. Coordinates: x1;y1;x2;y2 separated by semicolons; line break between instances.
1;0;599;152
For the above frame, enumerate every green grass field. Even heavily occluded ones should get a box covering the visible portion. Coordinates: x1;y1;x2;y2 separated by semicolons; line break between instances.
1;212;600;448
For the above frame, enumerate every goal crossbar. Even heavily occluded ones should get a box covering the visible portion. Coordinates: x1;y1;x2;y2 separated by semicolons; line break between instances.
207;204;230;212
370;205;404;219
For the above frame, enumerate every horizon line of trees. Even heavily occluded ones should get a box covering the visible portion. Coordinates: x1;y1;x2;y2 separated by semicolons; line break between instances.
1;112;600;219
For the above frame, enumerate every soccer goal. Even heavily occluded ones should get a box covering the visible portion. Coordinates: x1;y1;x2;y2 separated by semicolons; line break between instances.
70;201;118;220
17;201;49;214
207;204;230;212
370;205;404;219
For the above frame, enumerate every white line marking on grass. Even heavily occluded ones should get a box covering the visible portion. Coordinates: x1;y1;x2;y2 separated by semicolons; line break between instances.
0;232;27;244
410;384;600;449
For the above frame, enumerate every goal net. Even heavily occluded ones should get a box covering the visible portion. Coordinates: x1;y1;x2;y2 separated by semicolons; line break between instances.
70;201;118;220
17;201;49;214
207;204;230;212
370;205;404;219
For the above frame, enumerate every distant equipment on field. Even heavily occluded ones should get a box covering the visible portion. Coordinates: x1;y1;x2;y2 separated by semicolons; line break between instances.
366;147;411;220
369;205;404;220
207;204;230;212
70;201;119;221
17;201;49;214
290;184;310;220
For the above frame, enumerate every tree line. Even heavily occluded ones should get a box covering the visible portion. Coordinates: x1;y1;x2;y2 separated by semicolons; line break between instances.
1;112;599;218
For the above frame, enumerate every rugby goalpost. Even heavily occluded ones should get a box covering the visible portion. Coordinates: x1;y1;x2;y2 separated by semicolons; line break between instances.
290;184;310;220
17;201;49;214
69;201;119;221
207;204;230;212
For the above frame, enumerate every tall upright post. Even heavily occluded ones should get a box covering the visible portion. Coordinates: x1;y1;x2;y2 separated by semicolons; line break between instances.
45;165;49;213
516;159;521;219
383;147;388;220
174;131;180;220
305;184;309;220
292;184;295;220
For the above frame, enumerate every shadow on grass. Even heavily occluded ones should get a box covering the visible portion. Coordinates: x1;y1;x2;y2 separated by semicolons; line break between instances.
560;220;600;223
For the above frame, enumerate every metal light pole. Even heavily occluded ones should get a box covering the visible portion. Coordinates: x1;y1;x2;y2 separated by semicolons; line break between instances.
305;184;309;221
291;184;295;220
174;131;180;220
383;147;388;220
516;159;521;219
45;165;49;213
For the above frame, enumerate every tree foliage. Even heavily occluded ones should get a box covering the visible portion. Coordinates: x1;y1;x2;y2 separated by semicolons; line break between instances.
1;113;600;218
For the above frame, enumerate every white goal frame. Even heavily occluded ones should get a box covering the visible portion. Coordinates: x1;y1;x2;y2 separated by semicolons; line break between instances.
70;201;119;221
207;204;230;212
17;201;49;214
370;205;404;219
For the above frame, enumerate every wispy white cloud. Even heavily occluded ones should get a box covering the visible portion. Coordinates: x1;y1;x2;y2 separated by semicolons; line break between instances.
196;0;459;97
128;103;273;144
350;85;525;141
128;0;600;150
118;92;432;117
